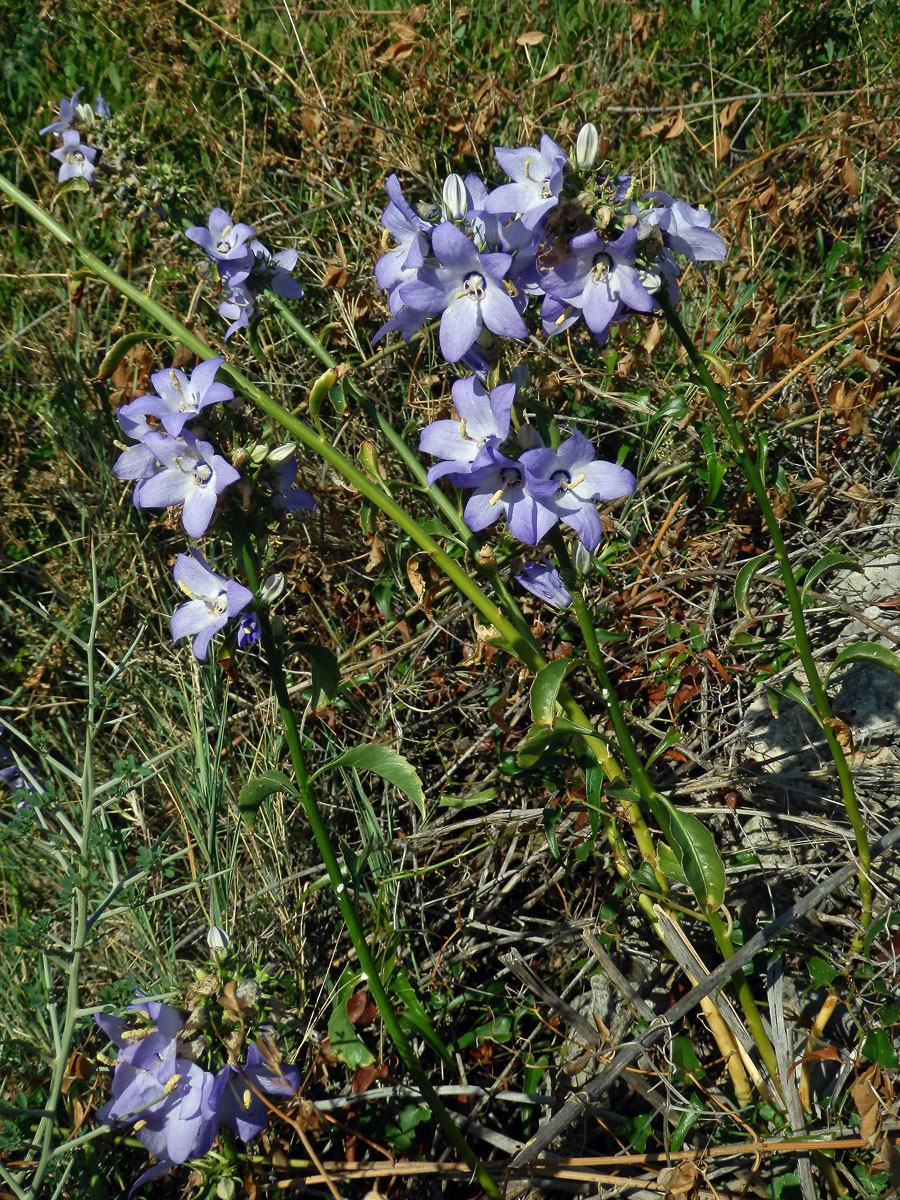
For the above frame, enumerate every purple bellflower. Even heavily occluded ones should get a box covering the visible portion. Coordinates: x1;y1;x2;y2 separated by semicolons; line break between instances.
125;431;240;539
50;130;97;183
94;92;111;120
218;281;257;340
248;240;304;300
270;454;315;513
639;192;728;265
95;994;225;1193
39;88;84;135
399;221;528;363
236;612;261;649
484;134;568;229
170;549;254;660
519;430;636;551
419;375;516;484
186;208;257;268
448;443;560;545
217;1043;300;1142
375;173;433;295
515;558;573;609
117;358;234;437
540;226;656;343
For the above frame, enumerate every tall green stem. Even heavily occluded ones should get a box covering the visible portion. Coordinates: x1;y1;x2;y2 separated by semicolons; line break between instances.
659;295;871;928
235;536;500;1196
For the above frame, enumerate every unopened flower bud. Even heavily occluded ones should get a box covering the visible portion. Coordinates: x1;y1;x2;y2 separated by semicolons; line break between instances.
216;1177;237;1200
575;122;600;170
231;447;250;470
267;442;296;466
250;443;269;465
442;173;468;221
260;573;286;604
516;423;544;450
573;540;594;576
207;925;231;953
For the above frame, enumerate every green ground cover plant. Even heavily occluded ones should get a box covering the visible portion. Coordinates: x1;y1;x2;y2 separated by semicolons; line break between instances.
2;1;900;1197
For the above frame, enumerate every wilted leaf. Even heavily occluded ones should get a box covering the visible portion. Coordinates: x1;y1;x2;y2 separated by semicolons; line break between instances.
377;40;415;64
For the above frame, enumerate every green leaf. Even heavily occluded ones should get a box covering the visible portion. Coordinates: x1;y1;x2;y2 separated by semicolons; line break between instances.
808;955;839;987
439;787;498;808
392;966;452;1065
516;716;595;768
768;677;821;723
322;745;425;818
646;726;683;768
530;657;581;726
826;641;900;683
662;799;726;912
801;551;862;602
295;642;340;709
734;552;774;616
327;996;375;1069
237;769;297;830
657;842;688;887
862;1028;899;1068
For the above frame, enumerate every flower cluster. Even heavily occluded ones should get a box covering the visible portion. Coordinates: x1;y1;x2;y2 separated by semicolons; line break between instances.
96;993;299;1194
186;209;304;339
417;373;636;550
374;124;726;365
112;357;312;660
40;87;109;184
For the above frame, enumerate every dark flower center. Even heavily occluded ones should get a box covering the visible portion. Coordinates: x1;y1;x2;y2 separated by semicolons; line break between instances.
590;253;612;283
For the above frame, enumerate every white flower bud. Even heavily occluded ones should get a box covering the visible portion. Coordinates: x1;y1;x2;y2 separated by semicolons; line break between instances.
573;540;594;576
267;442;297;466
250;443;269;465
206;925;231;953
260;573;286;604
442;173;468;221
575;122;600;170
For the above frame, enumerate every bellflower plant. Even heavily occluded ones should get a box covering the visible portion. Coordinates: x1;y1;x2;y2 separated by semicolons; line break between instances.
216;1043;300;1142
515;558;573;609
186;210;304;339
39;88;84;135
117;430;239;538
169;549;254;661
50;130;97;183
398;221;528;363
518;430;636;551
95;993;300;1193
483;133;568;229
117;358;234;437
418;374;517;483
374;128;728;359
186;208;257;269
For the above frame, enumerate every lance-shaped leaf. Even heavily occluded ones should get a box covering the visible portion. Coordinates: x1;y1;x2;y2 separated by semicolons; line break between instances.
317;745;425;818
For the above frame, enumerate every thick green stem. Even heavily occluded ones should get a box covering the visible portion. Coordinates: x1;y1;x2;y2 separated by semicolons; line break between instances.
659;296;871;928
236;538;500;1196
